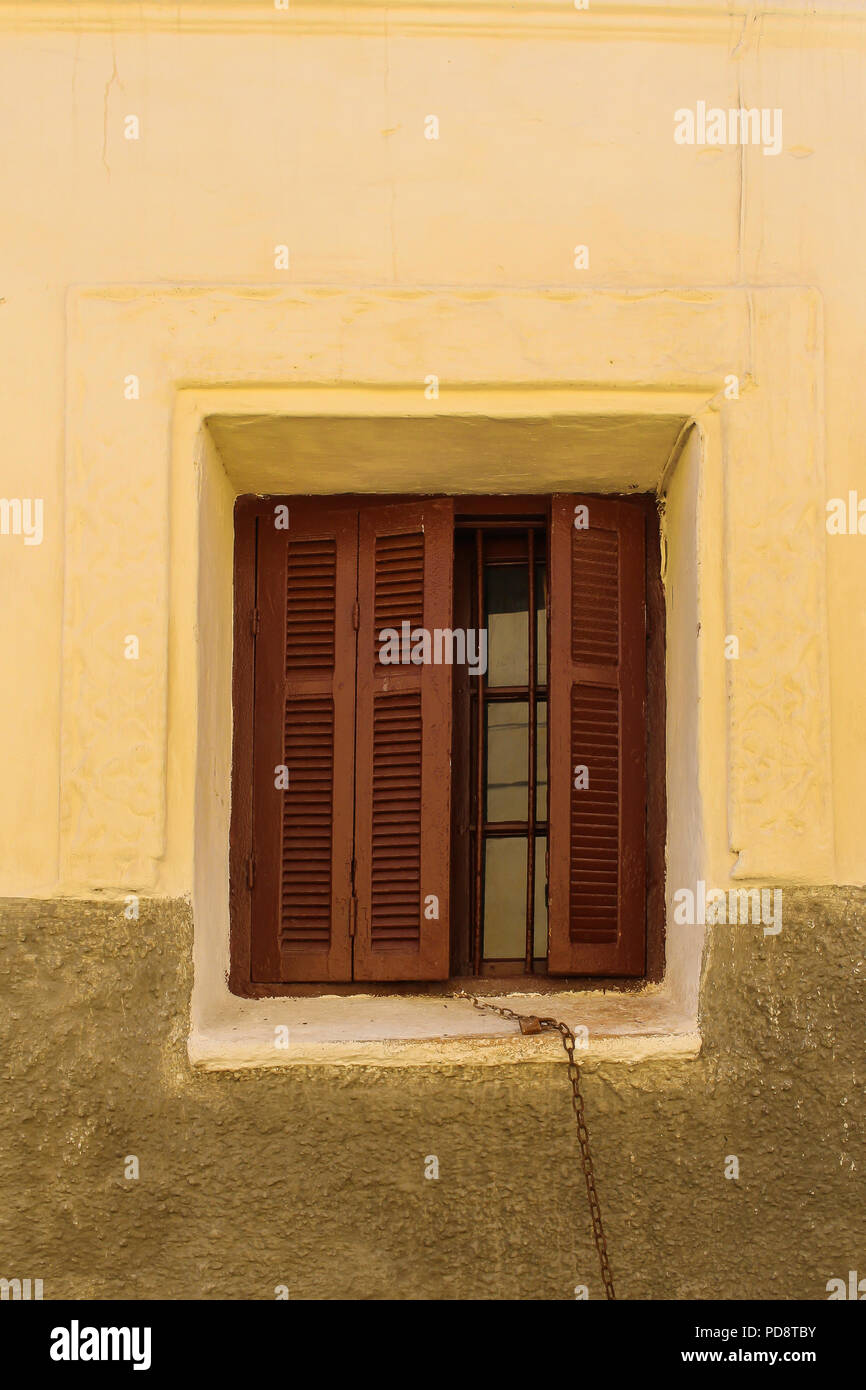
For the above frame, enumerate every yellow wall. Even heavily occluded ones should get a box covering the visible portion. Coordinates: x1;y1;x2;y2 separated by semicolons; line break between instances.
1;4;864;897
1;0;866;1301
1;0;866;1299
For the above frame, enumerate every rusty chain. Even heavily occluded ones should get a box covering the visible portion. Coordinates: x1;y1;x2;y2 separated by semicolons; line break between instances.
454;991;616;1300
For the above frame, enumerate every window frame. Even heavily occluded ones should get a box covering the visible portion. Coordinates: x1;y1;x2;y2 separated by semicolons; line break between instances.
229;492;665;999
449;513;550;976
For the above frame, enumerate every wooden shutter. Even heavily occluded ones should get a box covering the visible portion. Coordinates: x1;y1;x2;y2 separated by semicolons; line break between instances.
548;495;647;975
352;499;454;980
250;503;358;982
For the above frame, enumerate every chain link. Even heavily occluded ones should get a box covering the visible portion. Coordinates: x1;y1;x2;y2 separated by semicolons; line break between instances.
455;991;616;1301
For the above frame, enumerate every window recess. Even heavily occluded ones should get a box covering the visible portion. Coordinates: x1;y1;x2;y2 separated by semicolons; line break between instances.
450;520;549;977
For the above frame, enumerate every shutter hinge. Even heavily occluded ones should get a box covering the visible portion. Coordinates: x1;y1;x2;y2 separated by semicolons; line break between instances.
251;607;261;637
247;854;256;890
352;599;360;632
349;894;358;937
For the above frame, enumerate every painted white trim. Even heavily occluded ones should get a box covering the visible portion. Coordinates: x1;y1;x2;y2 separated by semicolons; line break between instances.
189;1011;704;1070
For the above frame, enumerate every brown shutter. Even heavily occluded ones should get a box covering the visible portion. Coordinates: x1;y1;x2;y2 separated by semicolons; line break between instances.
548;495;647;975
250;503;358;982
352;499;454;980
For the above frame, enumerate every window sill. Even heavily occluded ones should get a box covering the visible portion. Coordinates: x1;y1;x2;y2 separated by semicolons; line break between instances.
188;988;701;1069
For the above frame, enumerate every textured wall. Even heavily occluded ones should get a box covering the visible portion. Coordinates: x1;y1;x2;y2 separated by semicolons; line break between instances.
2;888;862;1300
2;3;865;1304
2;9;866;893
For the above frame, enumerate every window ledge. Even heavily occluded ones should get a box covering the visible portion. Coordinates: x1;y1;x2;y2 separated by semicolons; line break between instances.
188;989;701;1069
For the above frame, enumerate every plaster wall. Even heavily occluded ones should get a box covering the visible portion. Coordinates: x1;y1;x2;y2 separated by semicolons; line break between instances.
2;889;863;1299
0;5;864;890
0;0;864;1298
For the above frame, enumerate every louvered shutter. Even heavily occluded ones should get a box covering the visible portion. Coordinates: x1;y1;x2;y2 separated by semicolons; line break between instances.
250;503;357;982
548;495;647;975
353;499;454;980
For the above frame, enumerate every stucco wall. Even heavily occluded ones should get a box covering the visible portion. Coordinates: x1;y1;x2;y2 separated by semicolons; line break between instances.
1;2;865;892
1;1;865;1300
2;888;863;1299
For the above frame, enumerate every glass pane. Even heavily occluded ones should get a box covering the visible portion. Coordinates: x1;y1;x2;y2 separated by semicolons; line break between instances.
485;702;547;823
533;836;548;958
483;838;527;959
536;561;547;685
482;837;548;960
486;703;528;821
537;702;548;820
486;565;528;687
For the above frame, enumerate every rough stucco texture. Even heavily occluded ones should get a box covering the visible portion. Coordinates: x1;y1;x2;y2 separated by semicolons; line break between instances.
1;888;864;1301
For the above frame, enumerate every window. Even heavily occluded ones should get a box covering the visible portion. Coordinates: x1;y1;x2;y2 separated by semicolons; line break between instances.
230;494;664;992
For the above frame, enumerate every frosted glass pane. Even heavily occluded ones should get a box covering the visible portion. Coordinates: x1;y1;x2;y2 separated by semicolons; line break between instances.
482;838;548;960
486;566;528;687
485;703;547;823
536;562;547;685
483;838;527;959
533;836;548;958
486;703;528;821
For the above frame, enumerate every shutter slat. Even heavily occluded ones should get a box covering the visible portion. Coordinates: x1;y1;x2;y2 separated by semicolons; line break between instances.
280;695;333;951
285;536;338;673
548;496;647;975
250;505;357;982
370;690;422;950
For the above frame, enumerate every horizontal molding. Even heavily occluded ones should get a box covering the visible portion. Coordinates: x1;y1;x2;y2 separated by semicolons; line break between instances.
1;1;865;42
